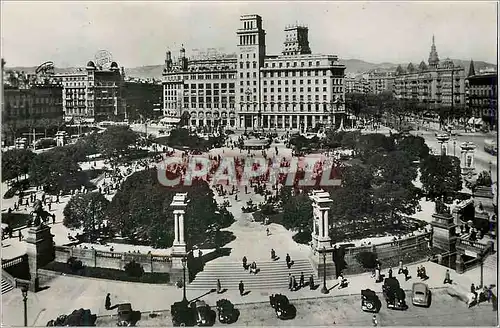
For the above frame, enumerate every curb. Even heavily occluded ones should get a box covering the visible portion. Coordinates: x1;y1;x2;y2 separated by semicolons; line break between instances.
96;286;451;319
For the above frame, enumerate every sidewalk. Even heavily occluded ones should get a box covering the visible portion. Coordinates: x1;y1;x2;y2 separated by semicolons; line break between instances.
2;257;496;327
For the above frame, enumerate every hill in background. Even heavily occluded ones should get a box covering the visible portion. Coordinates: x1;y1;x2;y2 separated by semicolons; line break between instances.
6;59;496;79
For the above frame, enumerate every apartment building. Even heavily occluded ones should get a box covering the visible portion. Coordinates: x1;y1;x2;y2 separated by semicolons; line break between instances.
162;14;346;131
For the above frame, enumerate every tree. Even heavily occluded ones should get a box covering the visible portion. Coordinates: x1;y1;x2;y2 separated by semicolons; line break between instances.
180;112;191;126
2;149;35;182
420;155;462;200
368;151;420;219
63;192;109;242
28;147;80;190
97;126;138;160
395;135;430;160
358;134;395;161
282;193;313;231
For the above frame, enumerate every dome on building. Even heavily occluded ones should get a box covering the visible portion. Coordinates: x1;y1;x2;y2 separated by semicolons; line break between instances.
110;61;119;69
86;61;96;68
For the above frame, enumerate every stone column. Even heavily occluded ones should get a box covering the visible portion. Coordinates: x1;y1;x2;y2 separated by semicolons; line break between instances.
173;210;180;244
179;210;185;244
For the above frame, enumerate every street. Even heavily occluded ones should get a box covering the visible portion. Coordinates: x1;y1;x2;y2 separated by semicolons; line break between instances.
95;290;497;326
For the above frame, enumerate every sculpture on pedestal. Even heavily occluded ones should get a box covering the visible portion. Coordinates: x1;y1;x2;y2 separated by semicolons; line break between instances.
29;200;55;227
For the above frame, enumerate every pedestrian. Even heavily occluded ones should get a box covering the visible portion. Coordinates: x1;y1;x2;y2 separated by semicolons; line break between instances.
300;272;305;288
338;274;344;289
398;260;403;274
18;231;23;241
105;293;111;310
372;315;378;327
309;274;315;290
245;185;248;194
443;269;452;284
471;283;477;299
48;203;52;211
271;249;276;260
375;268;381;283
8;207;12;214
239;281;244;296
266;228;270;236
286;253;291;269
52;214;55;224
292;276;297;291
388;268;393;278
217;279;222;294
288;273;293;290
242;256;247;270
417;266;421;278
420;266;427;279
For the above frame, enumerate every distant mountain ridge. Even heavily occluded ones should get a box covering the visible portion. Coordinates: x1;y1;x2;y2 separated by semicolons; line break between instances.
5;59;496;79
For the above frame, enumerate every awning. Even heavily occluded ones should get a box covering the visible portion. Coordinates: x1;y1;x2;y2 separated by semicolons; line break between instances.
474;118;483;125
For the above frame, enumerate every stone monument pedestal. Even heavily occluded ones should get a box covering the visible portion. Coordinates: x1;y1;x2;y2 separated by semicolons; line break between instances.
25;224;55;292
430;213;457;252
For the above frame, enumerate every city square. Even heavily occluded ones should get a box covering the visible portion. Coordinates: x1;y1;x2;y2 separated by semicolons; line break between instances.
1;2;498;327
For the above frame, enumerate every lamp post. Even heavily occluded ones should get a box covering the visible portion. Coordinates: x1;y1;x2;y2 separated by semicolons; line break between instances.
21;285;28;326
181;256;187;303
453;140;456;157
320;246;329;294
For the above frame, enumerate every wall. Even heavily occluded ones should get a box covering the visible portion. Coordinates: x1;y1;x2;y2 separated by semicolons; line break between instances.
54;246;172;273
341;232;432;275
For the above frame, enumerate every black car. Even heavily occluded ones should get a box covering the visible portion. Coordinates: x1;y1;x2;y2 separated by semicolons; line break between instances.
382;277;408;310
190;300;216;326
269;294;296;320
361;289;381;313
215;299;239;324
171;301;196;327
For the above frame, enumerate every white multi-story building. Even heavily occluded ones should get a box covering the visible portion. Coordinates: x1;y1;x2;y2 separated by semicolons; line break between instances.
162;14;346;131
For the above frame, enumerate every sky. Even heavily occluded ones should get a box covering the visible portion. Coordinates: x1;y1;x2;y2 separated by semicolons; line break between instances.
1;1;498;68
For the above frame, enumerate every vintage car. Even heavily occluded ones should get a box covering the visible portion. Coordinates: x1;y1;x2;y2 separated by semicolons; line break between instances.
412;282;431;307
361;289;381;313
269;294;296;320
190;300;216;326
382;277;408;310
215;299;238;324
116;303;141;326
171;301;196;327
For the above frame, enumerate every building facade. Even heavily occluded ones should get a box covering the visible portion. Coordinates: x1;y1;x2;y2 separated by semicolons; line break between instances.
466;73;498;128
393;36;466;110
368;71;395;94
54;61;125;123
123;78;163;121
345;73;371;94
2;83;63;145
162;14;346;131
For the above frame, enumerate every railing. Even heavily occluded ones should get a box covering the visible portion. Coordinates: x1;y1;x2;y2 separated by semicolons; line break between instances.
1;255;26;269
456;238;488;253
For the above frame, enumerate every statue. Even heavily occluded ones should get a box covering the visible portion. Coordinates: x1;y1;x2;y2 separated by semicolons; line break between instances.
435;199;450;216
29;199;55;227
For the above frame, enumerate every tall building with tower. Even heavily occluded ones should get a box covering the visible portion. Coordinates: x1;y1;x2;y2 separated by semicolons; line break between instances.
162;14;346;131
393;36;466;111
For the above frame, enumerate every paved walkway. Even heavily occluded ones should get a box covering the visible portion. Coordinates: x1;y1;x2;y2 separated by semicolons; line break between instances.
2;257;496;327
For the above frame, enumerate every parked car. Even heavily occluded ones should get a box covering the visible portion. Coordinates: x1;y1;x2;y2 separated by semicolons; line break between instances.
269;294;296;320
412;282;431;307
116;303;141;326
190;300;216;326
171;301;196;327
361;289;381;313
382;277;408;310
215;299;239;324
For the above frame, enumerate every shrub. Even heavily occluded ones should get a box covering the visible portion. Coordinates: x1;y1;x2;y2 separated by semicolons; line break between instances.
124;260;144;277
67;257;83;272
292;230;312;245
355;251;377;269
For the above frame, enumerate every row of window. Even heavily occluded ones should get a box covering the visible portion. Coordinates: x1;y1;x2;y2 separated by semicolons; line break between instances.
183;103;235;109
177;73;237;80
239;103;332;113
187;83;236;89
183;96;235;103
263;70;330;78
264;60;322;68
262;94;329;102
261;86;343;94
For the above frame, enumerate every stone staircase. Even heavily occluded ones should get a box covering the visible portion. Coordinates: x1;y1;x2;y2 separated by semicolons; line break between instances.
188;258;316;290
1;278;14;295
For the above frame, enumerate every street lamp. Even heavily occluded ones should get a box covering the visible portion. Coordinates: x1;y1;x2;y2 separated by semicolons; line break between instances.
320;246;329;294
21;285;28;326
453;140;456;157
181;256;187;303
